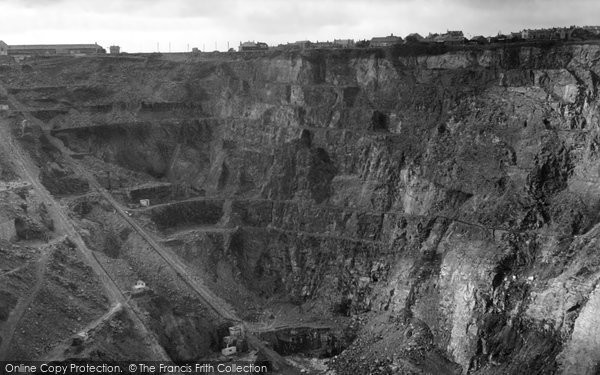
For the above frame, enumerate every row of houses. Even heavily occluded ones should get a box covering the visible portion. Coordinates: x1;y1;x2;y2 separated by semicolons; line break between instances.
6;24;600;58
241;38;360;52
173;25;600;54
276;31;465;50
243;24;600;53
521;25;600;40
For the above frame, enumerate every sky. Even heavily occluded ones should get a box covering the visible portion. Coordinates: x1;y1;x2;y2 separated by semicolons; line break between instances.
0;0;599;53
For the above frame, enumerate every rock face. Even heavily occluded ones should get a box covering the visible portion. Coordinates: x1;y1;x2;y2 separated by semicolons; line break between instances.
4;43;600;373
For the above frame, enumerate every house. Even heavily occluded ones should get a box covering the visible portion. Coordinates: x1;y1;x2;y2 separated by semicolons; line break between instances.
435;30;466;44
508;32;522;40
0;41;7;56
521;27;576;41
276;41;312;51
291;40;311;49
370;34;403;47
133;280;147;290
109;45;120;54
238;41;269;52
333;39;355;48
313;41;334;49
7;43;105;56
521;28;554;40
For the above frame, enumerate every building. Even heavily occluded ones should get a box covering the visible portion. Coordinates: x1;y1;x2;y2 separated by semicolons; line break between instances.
276;41;312;51
506;32;522;40
313;41;334;49
0;41;7;56
521;29;545;40
370;34;403;47
333;39;355;48
109;45;120;54
133;280;147;290
489;34;509;43
434;30;466;44
582;26;600;35
238;41;269;52
571;27;599;40
7;43;105;56
290;40;311;49
521;28;571;40
423;33;441;43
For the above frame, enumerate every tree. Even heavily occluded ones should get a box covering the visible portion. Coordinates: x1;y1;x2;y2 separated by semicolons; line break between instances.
356;40;370;48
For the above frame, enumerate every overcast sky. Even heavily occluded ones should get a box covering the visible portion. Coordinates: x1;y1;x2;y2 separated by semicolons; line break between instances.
1;0;598;52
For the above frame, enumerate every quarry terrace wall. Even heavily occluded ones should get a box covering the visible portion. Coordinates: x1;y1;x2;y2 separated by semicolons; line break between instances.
3;42;600;374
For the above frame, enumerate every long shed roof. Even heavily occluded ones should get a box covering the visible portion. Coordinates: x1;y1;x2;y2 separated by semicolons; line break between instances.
8;44;101;50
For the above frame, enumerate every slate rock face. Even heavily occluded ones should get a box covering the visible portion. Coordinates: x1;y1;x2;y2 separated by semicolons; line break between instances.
6;44;600;373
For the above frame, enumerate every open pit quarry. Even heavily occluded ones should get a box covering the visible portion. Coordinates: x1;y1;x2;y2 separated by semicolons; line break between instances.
1;42;600;374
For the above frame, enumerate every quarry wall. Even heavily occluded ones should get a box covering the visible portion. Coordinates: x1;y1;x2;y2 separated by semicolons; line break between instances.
4;43;600;373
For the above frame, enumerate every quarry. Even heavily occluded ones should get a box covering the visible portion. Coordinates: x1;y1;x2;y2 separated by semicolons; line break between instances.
1;41;600;374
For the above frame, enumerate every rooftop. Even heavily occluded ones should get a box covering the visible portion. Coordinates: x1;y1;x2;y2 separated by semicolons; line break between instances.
8;43;101;50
